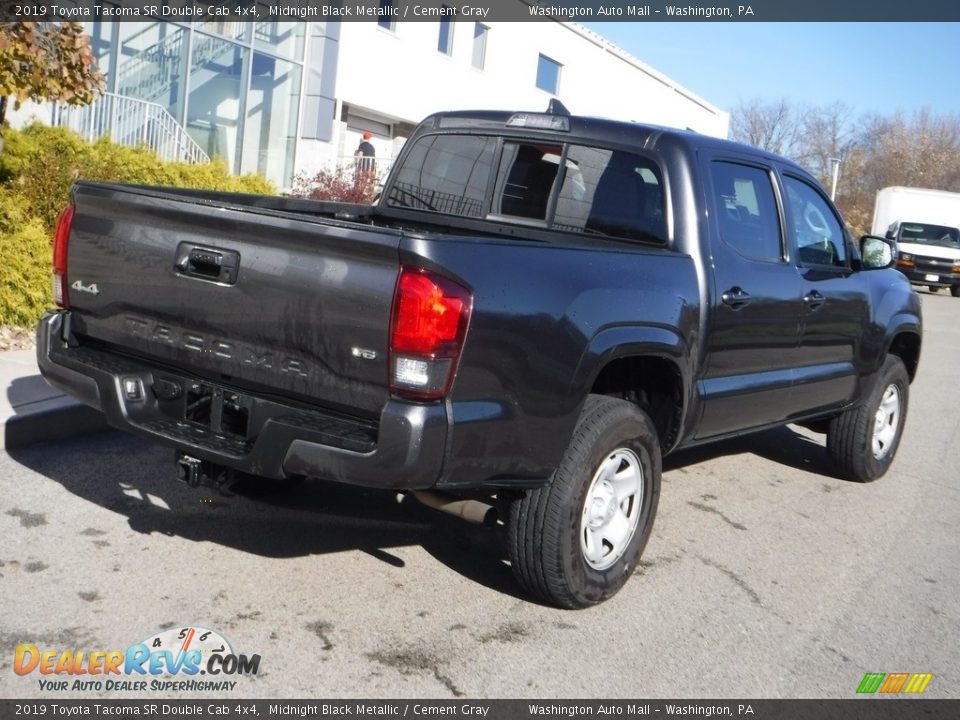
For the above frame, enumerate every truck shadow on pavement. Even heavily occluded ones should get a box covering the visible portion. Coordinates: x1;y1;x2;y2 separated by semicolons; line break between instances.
8;421;837;603
7;430;527;601
664;423;839;478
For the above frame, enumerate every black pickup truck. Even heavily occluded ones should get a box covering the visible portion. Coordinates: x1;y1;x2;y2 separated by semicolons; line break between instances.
38;104;921;608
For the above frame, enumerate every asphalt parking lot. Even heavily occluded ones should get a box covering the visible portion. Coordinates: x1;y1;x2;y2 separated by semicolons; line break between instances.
2;291;958;700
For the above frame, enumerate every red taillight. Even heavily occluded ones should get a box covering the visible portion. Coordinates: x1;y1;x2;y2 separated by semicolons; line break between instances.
389;267;472;400
52;205;74;309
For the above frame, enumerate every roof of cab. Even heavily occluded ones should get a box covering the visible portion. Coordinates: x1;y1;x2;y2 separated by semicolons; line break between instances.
417;108;813;181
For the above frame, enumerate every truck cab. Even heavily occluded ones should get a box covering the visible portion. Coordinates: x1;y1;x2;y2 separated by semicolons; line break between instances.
888;220;960;296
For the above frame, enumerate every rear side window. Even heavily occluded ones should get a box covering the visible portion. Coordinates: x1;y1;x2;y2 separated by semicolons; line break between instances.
710;161;782;261
386;134;497;217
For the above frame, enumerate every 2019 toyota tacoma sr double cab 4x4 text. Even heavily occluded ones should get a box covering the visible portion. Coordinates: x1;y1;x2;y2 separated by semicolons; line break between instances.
37;103;921;608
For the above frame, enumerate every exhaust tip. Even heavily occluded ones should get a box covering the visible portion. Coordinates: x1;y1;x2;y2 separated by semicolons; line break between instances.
411;490;498;526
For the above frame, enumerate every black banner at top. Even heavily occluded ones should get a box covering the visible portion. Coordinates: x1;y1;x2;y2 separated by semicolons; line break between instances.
2;0;960;23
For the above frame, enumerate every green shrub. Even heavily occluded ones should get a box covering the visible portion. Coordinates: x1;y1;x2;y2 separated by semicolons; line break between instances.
0;122;276;326
3;123;276;231
0;215;52;327
0;187;29;235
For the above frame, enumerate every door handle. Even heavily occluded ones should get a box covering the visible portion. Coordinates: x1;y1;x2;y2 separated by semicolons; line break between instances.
803;290;825;311
175;243;240;285
721;287;752;309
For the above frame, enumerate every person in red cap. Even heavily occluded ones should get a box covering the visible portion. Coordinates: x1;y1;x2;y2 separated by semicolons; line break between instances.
355;130;376;173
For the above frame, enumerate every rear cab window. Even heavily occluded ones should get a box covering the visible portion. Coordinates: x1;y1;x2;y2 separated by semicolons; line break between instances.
385;133;667;245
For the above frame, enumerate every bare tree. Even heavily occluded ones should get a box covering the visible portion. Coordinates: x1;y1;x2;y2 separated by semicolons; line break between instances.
836;109;960;235
797;101;857;187
731;99;960;237
729;98;805;157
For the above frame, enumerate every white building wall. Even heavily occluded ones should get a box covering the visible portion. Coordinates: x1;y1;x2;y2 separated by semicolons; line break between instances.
296;19;729;179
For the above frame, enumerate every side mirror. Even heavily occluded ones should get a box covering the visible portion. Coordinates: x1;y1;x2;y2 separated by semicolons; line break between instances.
860;235;896;270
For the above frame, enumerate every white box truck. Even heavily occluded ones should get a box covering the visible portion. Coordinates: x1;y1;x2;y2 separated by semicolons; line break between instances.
871;186;960;297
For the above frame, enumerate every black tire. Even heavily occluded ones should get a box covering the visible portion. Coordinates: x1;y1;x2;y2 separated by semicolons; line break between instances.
506;394;661;608
951;286;960;298
929;286;940;293
827;355;909;482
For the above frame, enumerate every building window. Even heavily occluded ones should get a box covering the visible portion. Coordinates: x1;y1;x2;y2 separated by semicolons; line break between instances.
241;53;302;188
536;54;561;94
186;36;246;173
472;23;488;69
438;13;454;55
378;0;396;31
252;19;306;59
116;23;189;122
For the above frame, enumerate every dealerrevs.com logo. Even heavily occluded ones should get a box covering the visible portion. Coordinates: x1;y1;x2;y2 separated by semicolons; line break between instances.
14;625;261;692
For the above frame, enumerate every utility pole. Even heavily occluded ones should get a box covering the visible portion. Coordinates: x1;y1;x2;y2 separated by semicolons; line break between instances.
830;157;842;201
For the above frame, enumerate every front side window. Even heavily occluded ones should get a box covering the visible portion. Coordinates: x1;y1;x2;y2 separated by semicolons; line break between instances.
536;54;561;94
783;176;847;267
710;161;783;261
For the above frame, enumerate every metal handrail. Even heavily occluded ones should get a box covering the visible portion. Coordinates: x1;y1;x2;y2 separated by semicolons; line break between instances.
52;92;210;164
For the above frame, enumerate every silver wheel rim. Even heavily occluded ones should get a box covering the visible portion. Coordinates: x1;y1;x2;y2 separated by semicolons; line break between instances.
872;383;901;460
580;448;644;571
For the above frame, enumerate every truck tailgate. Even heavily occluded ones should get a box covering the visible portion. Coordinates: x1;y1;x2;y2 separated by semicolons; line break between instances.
65;183;400;418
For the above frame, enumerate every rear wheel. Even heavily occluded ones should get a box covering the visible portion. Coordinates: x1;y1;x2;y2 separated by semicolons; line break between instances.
827;355;909;482
951;286;960;298
506;395;661;608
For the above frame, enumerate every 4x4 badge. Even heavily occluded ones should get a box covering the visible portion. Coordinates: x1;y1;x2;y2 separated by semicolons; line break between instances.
71;280;100;295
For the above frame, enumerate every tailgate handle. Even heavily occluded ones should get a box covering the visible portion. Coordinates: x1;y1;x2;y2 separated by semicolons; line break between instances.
175;243;240;285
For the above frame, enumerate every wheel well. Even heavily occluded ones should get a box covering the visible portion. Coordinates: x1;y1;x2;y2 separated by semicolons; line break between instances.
591;356;683;448
888;332;920;381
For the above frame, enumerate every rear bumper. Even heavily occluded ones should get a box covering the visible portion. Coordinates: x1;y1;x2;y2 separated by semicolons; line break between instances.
36;311;447;489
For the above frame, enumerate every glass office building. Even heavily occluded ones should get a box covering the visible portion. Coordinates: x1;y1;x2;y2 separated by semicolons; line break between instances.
85;18;306;187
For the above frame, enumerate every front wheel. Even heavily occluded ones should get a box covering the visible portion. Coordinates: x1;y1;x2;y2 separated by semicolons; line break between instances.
506;395;661;608
827;355;909;482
